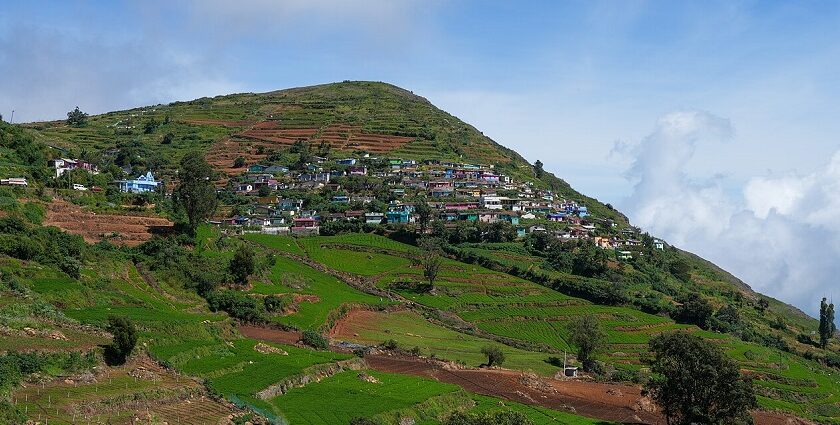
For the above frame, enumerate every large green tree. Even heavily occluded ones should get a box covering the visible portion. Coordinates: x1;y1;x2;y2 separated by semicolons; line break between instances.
229;245;255;285
66;106;88;127
107;316;137;365
646;332;756;425
819;298;836;349
566;314;606;371
174;152;218;234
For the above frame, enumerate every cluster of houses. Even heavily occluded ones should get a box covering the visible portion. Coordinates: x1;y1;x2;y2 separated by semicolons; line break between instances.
216;156;663;257
33;153;662;258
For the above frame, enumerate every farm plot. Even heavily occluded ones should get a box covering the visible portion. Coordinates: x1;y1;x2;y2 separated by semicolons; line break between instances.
250;254;390;330
44;199;173;246
271;369;460;424
12;356;240;425
154;338;350;402
330;309;560;375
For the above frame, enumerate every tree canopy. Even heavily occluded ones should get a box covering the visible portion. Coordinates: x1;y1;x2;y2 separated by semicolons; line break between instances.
174;152;218;234
106;316;137;365
819;298;836;349
66;106;88;127
566;314;606;371
646;332;756;425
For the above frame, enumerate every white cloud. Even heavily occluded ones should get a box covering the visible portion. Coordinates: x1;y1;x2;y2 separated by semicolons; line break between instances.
0;25;242;122
620;111;840;318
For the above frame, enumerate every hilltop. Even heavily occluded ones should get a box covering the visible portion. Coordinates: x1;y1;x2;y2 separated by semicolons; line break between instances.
0;82;837;424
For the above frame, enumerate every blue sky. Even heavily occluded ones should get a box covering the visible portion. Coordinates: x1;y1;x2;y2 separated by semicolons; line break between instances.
3;1;840;316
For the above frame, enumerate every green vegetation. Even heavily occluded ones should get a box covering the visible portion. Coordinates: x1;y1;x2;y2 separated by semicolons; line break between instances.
106;315;138;365
647;332;757;425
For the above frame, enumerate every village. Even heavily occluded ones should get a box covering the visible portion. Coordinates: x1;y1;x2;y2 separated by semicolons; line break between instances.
26;151;663;260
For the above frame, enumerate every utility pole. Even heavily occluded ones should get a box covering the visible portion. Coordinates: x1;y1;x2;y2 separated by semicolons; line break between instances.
9;110;14;124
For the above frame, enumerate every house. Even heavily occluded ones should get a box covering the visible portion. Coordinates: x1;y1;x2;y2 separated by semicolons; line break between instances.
279;198;304;212
265;165;289;174
529;225;547;233
0;177;28;187
236;183;254;193
365;212;385;224
654;239;665;250
480;195;508;210
386;209;412;224
298;172;331;183
498;212;520;225
48;158;97;177
563;367;579;378
347;166;367;176
291;217;319;234
547;213;566;222
248;164;267;173
391;188;406;198
72;183;88;191
116;171;159;193
617;250;633;260
337;158;357;165
521;212;537;220
331;195;350;203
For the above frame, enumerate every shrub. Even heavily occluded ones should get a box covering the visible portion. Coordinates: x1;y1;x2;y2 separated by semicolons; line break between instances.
481;345;505;367
263;295;287;313
206;290;265;323
229;245;256;285
302;330;329;350
381;339;399;351
107;316;138;365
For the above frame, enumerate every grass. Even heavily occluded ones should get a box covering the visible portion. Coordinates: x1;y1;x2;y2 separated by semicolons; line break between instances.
271;370;459;424
251;254;391;330
334;310;560;375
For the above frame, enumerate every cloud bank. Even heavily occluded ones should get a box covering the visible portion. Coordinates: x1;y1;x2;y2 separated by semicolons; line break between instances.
621;111;840;318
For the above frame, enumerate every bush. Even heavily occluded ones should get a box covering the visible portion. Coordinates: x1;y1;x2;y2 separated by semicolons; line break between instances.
229;245;256;285
444;411;532;425
263;295;287;313
206;290;265;323
302;330;329;350
381;339;399;351
481;345;505;367
106;316;138;365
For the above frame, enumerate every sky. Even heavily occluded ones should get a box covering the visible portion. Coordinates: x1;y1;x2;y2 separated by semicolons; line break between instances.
2;1;840;317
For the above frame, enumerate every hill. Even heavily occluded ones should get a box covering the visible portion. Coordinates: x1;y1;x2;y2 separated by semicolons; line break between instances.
0;82;837;424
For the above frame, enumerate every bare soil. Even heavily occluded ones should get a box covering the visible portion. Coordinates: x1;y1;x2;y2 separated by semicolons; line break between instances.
44;199;173;246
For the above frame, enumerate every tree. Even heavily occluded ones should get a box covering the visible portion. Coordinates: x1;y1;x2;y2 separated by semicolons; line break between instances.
66;106;88;127
820;298;837;349
566;315;606;371
257;185;271;197
669;258;692;282
106;316;137;365
161;132;174;145
419;238;443;290
229;245;255;285
534;160;544;179
174;152;218;234
302;330;329;350
646;332;756;425
672;293;714;329
481;345;505;367
233;156;246;168
414;197;433;233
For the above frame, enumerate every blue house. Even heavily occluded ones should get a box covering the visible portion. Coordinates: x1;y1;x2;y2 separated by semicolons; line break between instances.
386;210;411;224
117;171;159;193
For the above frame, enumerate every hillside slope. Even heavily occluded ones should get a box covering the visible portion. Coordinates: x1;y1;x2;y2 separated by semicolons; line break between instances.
3;82;837;424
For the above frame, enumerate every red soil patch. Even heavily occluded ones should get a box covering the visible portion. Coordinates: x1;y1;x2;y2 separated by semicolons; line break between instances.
238;324;301;345
367;354;660;424
44;199;173;246
329;308;377;339
200;120;416;177
365;355;806;425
